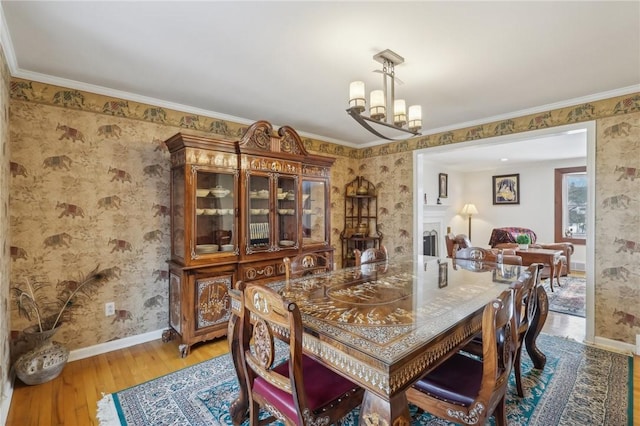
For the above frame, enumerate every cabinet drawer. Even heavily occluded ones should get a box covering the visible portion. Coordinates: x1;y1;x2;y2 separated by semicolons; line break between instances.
240;260;286;283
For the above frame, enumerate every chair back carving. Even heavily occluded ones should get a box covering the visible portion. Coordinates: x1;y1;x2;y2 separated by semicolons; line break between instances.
512;263;542;396
354;245;388;266
406;289;516;426
283;253;331;283
239;282;363;425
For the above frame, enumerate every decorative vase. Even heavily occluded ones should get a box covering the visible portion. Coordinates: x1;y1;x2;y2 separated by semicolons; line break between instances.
518;244;529;250
14;324;69;385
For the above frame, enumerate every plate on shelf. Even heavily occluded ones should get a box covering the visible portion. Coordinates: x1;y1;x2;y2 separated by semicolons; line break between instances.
220;244;234;252
196;189;210;197
196;244;219;253
279;240;295;247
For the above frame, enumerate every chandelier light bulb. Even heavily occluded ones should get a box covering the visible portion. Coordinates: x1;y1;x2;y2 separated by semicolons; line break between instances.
393;99;407;126
349;81;366;113
408;105;422;132
370;90;386;121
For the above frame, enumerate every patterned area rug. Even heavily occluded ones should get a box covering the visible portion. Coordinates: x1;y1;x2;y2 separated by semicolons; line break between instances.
543;276;586;318
97;334;629;425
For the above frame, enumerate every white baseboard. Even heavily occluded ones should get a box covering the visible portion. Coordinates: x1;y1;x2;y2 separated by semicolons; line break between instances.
0;370;14;426
571;261;585;272
68;328;165;362
590;335;636;356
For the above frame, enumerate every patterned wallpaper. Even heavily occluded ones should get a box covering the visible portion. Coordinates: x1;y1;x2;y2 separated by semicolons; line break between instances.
0;45;11;417
5;75;640;365
594;112;640;343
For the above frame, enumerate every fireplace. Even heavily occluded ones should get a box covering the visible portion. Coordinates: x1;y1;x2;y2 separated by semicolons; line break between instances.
423;229;438;256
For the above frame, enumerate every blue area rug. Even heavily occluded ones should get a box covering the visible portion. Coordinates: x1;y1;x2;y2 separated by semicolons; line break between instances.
97;334;629;425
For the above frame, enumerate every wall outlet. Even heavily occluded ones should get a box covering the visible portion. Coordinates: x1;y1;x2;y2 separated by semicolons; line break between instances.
105;302;115;316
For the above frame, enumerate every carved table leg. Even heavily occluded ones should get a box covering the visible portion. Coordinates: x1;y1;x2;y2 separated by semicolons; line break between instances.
358;391;411;426
228;308;249;425
525;285;548;369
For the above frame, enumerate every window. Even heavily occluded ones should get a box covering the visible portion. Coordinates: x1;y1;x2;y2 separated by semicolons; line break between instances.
555;166;586;245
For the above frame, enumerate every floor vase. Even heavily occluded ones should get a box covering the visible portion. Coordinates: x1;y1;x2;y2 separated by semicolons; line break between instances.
14;324;70;385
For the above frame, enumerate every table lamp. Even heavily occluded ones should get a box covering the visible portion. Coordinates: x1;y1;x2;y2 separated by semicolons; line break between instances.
460;204;479;240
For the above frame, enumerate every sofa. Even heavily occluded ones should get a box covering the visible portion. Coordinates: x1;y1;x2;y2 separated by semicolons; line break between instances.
445;233;523;265
488;227;574;279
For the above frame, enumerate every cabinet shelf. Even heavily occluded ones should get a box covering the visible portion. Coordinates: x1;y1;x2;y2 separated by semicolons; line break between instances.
341;176;383;267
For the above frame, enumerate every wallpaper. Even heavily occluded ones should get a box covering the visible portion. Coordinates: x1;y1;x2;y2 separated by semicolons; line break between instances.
0;44;11;416
594;112;640;343
6;76;640;360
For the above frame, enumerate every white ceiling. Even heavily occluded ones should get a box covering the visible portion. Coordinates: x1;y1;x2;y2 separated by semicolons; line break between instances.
1;1;639;148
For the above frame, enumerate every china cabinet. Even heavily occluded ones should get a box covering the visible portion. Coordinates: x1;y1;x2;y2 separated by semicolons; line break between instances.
340;176;382;267
164;121;334;356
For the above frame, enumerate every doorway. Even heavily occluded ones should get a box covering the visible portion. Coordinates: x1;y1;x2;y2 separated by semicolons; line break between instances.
412;121;595;344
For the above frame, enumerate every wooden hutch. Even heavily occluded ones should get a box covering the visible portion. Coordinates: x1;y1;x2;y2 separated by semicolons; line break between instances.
164;121;335;356
340;176;382;267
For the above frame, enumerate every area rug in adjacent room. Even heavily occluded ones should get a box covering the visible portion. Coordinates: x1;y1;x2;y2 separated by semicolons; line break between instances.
543;275;586;318
97;333;629;425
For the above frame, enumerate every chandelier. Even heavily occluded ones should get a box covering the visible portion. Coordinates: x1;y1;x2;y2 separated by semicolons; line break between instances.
347;49;422;141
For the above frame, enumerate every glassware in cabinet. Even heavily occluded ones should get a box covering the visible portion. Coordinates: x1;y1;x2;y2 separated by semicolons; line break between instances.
193;169;237;258
301;178;328;247
276;175;298;249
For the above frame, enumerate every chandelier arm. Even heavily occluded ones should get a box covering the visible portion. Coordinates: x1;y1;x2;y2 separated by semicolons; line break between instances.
346;108;420;141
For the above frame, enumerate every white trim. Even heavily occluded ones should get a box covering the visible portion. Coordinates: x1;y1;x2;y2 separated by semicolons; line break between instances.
414;121;596;345
67;328;165;362
0;4;18;74
0;371;13;426
591;336;636;357
361;85;639;148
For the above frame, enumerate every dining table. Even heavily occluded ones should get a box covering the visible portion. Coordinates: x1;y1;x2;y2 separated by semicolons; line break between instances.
227;255;549;425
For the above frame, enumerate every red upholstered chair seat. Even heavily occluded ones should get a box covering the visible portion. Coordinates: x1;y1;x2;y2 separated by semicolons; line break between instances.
253;355;360;424
412;352;485;406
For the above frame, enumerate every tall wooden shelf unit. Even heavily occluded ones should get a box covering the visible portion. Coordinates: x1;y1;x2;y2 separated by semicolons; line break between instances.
340;176;382;267
164;121;334;356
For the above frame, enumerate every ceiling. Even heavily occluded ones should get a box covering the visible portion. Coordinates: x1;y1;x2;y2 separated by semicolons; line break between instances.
1;1;639;148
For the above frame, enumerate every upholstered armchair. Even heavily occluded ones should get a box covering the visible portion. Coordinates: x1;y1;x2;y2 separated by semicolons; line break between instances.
445;233;522;265
488;227;574;278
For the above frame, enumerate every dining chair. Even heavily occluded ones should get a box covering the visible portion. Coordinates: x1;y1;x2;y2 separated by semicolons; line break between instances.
462;263;540;397
406;289;516;426
283;252;331;283
238;282;364;425
353;244;388;266
454;245;523;266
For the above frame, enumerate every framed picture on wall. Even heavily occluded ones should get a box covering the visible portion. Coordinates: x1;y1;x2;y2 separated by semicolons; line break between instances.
438;173;448;198
492;173;520;205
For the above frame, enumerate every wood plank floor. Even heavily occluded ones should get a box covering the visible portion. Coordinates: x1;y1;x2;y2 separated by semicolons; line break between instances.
6;317;638;425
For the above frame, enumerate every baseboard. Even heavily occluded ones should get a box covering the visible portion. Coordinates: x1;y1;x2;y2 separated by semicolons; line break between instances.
590;335;636;356
571;261;585;272
0;369;14;426
68;328;165;362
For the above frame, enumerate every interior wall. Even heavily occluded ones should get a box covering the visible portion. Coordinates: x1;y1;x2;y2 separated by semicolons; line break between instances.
459;158;587;268
7;78;350;356
0;42;11;424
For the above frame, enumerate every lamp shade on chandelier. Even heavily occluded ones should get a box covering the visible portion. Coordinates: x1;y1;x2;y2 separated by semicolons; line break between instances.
347;49;422;141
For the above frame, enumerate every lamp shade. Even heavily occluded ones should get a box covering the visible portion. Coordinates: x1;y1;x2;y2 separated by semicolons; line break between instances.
349;81;366;112
408;105;422;131
369;90;386;120
460;203;479;215
393;99;407;126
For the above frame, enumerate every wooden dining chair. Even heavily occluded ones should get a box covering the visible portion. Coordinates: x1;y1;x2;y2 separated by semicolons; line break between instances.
283;252;331;283
406;289;516;426
239;282;364;425
462;263;540;397
353;244;388;266
512;263;543;397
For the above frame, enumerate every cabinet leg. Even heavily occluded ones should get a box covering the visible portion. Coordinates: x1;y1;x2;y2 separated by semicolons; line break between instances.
161;329;175;343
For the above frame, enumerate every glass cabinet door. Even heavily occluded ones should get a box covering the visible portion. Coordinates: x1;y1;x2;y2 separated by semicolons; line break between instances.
247;173;271;251
302;179;327;246
276;175;298;249
194;169;236;258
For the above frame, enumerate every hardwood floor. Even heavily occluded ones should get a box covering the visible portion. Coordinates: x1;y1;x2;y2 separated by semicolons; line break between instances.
6;314;638;425
6;338;229;426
